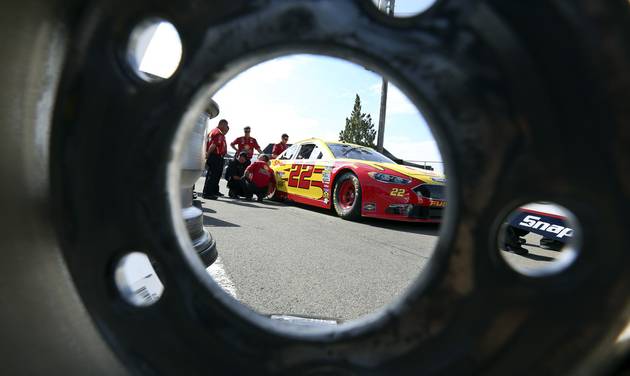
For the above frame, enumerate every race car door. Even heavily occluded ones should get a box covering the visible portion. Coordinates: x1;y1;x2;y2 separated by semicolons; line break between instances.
271;144;300;194
286;143;328;206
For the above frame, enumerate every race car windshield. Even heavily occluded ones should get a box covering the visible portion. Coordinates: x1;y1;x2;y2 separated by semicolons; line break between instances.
327;143;395;163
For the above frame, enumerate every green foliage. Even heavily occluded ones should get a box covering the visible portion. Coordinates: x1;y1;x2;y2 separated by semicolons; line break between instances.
339;94;376;148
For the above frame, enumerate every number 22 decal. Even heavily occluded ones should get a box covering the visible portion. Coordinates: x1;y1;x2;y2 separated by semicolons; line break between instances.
288;165;314;189
390;188;405;197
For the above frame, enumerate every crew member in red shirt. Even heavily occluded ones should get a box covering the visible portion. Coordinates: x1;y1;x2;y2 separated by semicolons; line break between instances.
230;126;262;164
243;154;275;202
271;133;289;159
202;119;229;200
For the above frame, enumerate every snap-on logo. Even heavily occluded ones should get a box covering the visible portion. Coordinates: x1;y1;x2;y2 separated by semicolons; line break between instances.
519;215;573;239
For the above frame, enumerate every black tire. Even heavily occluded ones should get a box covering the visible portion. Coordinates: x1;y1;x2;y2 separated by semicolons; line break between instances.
332;172;362;220
3;1;630;375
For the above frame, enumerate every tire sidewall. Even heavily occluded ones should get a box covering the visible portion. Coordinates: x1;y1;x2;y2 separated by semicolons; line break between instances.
333;172;362;220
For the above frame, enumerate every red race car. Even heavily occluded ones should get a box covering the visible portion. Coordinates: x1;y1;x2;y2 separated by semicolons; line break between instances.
270;138;446;222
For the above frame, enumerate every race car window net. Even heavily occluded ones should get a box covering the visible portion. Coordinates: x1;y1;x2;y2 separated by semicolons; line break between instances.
278;144;299;160
295;144;316;160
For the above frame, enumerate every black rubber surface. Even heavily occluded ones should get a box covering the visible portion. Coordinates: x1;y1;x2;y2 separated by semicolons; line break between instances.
1;0;629;375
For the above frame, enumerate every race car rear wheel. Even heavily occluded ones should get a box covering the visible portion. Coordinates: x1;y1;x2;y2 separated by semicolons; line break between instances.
333;172;362;220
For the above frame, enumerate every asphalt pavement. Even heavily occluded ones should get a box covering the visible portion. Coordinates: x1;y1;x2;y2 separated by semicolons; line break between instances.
501;232;567;272
196;178;438;322
195;178;563;322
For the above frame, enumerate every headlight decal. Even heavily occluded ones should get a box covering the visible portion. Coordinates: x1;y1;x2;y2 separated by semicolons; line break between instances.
368;172;412;185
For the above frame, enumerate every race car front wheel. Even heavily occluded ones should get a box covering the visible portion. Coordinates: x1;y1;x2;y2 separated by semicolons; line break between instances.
333;172;362;220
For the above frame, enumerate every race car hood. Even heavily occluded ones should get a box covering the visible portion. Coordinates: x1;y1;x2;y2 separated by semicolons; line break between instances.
378;163;445;183
343;160;446;183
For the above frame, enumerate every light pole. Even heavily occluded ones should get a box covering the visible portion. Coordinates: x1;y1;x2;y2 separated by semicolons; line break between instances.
376;0;395;153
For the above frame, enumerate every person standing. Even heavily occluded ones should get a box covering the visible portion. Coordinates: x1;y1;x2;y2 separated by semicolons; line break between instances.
192;104;218;199
230;126;262;164
243;154;276;202
225;151;249;198
271;133;289;159
202;119;229;200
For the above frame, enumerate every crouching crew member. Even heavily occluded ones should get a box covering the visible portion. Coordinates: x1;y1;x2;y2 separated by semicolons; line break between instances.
225;151;249;198
243;154;275;202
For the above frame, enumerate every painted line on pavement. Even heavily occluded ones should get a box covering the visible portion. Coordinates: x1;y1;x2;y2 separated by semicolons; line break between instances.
206;257;238;299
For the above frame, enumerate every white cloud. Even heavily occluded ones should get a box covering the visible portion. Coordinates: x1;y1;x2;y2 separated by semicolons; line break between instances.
388;140;444;173
211;56;353;146
212;101;325;147
369;83;382;95
384;137;443;163
209;55;432;153
214;75;324;146
227;56;301;85
370;83;419;115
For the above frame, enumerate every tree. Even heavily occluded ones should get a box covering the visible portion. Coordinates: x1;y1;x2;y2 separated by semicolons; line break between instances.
339;94;377;148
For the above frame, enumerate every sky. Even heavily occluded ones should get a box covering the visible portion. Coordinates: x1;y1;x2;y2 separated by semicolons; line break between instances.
212;55;442;164
137;22;182;79
372;0;437;17
135;0;443;167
